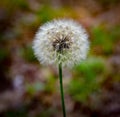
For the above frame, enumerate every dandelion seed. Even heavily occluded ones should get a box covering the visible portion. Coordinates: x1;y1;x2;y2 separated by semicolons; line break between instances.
33;19;89;67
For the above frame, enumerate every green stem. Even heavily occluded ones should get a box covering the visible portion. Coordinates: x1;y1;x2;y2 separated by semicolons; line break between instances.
59;63;66;117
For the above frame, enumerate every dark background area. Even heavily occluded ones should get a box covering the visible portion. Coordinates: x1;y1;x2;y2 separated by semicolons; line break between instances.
0;0;120;117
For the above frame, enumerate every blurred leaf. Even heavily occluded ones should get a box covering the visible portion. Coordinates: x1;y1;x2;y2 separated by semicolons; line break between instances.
91;26;114;54
44;76;57;93
36;108;54;117
36;6;77;24
26;82;44;96
68;57;106;102
20;45;37;62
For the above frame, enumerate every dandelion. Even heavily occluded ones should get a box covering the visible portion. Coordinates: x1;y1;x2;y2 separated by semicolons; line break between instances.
33;19;89;117
33;19;89;67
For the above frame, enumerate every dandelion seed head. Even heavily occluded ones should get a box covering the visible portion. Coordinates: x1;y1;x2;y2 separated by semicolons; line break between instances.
33;19;89;67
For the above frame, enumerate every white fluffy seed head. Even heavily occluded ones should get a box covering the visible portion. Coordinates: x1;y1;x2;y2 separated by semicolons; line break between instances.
33;19;89;67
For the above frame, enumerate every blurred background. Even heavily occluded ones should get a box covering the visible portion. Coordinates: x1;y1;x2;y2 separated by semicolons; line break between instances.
0;0;120;117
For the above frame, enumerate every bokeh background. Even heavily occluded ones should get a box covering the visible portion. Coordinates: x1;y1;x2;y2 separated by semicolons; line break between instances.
0;0;120;117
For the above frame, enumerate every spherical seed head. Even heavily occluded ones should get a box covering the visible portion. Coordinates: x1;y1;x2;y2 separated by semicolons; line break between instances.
33;19;89;67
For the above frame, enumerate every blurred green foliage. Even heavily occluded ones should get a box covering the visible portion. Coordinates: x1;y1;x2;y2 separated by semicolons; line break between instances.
68;57;107;102
26;82;44;96
36;6;77;24
20;45;37;62
44;75;57;93
36;108;54;117
91;25;120;55
26;75;56;96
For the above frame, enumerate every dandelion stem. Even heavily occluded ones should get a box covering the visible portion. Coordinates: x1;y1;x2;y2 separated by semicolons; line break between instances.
59;63;66;117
